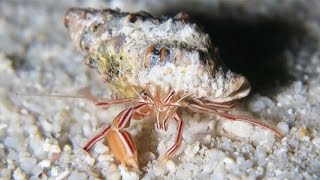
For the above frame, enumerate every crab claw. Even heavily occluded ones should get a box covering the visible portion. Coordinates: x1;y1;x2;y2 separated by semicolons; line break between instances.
106;128;139;169
83;104;151;169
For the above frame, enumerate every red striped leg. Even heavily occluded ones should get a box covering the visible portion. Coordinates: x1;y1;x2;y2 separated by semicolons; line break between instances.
191;98;236;110
106;128;139;169
156;111;170;131
162;112;183;162
106;105;146;169
161;91;176;130
83;125;111;151
132;103;153;120
186;103;283;138
83;104;148;168
82;107;134;152
213;111;283;138
202;101;236;110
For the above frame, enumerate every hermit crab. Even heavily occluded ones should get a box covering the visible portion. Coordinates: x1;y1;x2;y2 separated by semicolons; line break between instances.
64;8;282;169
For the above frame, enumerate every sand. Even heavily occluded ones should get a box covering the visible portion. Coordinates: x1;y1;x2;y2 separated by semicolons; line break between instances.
0;0;319;179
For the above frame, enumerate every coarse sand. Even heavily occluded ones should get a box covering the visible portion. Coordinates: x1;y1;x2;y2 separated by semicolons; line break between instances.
0;0;319;179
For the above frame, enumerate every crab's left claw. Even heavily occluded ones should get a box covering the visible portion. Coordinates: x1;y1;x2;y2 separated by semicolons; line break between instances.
106;128;139;169
83;103;151;169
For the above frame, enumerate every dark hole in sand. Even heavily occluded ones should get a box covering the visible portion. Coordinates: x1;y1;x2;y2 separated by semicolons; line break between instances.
162;9;306;94
191;16;299;93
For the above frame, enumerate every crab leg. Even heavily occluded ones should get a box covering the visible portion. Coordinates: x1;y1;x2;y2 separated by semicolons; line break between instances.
185;103;283;138
163;91;176;104
156;90;176;130
162;112;183;162
202;101;236;110
191;97;236;109
82;100;140;151
83;125;111;151
83;103;148;168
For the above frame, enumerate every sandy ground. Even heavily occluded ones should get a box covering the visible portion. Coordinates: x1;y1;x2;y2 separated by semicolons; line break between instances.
0;0;320;179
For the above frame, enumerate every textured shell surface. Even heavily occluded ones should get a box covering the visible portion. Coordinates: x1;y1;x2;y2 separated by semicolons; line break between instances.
65;8;251;103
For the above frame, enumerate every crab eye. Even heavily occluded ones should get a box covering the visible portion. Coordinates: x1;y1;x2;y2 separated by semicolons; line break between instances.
139;90;152;100
139;90;147;97
171;91;176;96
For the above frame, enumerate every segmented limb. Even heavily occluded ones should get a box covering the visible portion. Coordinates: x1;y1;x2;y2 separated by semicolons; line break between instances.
155;90;177;130
191;97;236;110
83;103;149;168
83;106;137;152
82;100;141;151
163;91;176;105
95;98;138;108
83;125;111;151
202;101;236;110
156;110;172;131
185;103;283;138
161;112;184;162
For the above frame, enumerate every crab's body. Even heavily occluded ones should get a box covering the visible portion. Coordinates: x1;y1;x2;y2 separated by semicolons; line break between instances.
65;8;281;169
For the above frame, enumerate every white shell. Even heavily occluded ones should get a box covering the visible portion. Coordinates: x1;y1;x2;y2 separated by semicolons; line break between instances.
65;8;250;102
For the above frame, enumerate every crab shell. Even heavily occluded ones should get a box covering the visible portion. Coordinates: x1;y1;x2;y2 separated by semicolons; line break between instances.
64;8;251;103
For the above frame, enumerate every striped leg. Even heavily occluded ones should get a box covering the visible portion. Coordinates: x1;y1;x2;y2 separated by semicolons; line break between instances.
162;112;183;162
156;90;176;130
185;103;283;138
84;103;149;169
82;100;139;152
83;125;111;151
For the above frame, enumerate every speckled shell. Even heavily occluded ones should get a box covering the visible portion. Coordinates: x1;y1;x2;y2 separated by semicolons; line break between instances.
65;8;251;103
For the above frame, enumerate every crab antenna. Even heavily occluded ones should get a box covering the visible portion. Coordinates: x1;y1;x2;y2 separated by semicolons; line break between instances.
16;93;88;99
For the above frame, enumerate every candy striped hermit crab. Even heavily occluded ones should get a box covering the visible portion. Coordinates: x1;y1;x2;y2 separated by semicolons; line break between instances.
64;8;283;169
